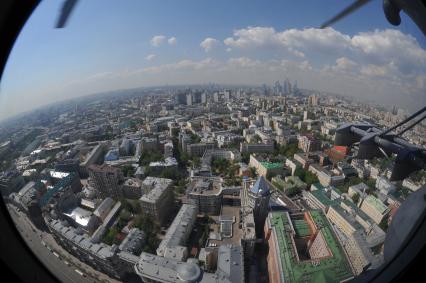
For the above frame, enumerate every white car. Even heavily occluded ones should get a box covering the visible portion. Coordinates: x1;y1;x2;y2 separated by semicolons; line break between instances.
74;269;85;277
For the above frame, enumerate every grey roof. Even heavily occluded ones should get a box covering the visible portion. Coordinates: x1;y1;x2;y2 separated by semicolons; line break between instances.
140;177;173;203
136;252;203;283
156;204;197;258
48;219;116;260
216;245;244;283
119;228;145;254
93;197;114;218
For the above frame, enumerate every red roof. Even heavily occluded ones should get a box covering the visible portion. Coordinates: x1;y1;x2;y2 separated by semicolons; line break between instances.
333;145;349;155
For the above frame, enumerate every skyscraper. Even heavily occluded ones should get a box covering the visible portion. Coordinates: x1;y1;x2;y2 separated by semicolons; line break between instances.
246;176;271;237
88;164;124;199
176;92;186;105
186;92;193;106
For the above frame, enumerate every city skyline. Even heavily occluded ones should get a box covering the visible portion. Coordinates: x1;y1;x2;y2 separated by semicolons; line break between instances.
2;87;425;282
0;0;425;121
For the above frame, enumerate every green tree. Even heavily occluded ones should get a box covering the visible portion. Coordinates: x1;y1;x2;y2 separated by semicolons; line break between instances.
122;165;135;177
286;187;301;197
249;167;258;178
241;153;250;164
192;156;201;168
379;218;389;232
294;168;318;187
139;149;164;166
351;193;360;204
102;227;119;245
252;134;262;143
134;213;160;253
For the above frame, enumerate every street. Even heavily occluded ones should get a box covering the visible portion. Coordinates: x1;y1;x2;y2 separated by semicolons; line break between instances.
7;204;119;283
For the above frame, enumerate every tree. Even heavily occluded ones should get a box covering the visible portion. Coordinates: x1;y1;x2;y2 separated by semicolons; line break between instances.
249;167;258;178
120;198;141;214
379;218;389;232
304;171;319;187
102;227;119;245
351;193;360;205
134;213;160;253
241;153;250;164
122;165;135;177
286;187;301;197
252;134;262;143
139;149;164;166
211;157;230;175
294;168;318;187
192;156;201;168
119;210;132;221
190;133;201;143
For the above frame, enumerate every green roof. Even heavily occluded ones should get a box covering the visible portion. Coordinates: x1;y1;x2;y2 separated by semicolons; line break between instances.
364;195;388;214
310;190;340;207
261;161;283;169
293;220;311;237
269;211;353;283
311;182;326;190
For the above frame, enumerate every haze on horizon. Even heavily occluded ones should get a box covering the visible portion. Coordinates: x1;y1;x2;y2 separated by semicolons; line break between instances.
0;0;425;121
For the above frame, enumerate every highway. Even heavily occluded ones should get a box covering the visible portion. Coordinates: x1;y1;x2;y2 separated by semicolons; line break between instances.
7;204;99;283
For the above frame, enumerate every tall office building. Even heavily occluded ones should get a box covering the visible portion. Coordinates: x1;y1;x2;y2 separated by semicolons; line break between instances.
213;92;220;103
186;93;193;106
201;92;207;104
223;90;231;102
245;176;271;237
308;94;320;107
298;135;321;153
193;91;202;104
88;164;124;199
176;92;186;105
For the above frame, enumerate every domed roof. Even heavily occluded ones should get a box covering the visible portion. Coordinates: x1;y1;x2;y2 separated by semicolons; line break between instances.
176;263;201;282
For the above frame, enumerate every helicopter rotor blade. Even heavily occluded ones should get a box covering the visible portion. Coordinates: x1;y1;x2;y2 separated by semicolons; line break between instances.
56;0;79;28
320;0;372;29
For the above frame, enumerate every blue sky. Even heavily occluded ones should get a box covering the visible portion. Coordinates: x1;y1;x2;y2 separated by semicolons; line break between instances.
0;0;425;120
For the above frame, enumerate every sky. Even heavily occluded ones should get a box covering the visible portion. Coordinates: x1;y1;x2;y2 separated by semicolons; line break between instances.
0;0;425;121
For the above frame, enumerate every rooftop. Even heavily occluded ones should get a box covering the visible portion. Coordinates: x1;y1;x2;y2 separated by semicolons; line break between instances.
268;210;353;283
63;207;93;227
157;204;197;259
364;195;388;214
188;178;222;196
140;177;172;203
260;161;284;169
250;176;270;197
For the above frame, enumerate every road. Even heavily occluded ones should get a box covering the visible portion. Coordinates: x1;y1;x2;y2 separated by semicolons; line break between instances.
7;204;112;283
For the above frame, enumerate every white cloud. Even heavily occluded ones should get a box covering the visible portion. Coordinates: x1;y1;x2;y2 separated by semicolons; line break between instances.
145;54;156;61
138;58;219;74
226;48;232;52
168;37;177;45
280;59;312;71
223;26;426;71
288;47;305;58
224;26;351;52
331;57;358;72
200;38;218;52
150;35;166;47
224;26;426;89
351;29;426;72
227;57;261;68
